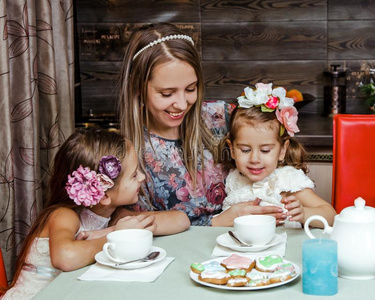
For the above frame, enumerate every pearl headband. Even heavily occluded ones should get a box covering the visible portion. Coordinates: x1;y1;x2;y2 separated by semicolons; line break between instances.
132;34;194;61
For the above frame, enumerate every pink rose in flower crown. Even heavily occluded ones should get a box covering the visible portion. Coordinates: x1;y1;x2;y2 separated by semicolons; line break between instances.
265;96;279;110
276;106;300;137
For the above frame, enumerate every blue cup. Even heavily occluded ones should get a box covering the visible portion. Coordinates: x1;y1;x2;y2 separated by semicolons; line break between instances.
302;238;338;296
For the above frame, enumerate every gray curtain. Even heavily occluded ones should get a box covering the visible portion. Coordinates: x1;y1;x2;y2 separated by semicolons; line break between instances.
0;0;75;281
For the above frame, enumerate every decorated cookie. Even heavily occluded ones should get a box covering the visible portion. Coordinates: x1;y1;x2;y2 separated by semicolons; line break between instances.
255;254;284;272
228;269;247;278
203;261;227;272
190;263;205;274
268;263;296;283
246;272;270;287
198;271;230;285
227;277;249;287
221;254;255;272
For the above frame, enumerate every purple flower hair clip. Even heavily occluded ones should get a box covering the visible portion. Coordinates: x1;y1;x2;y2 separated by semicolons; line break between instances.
99;155;122;179
65;156;122;207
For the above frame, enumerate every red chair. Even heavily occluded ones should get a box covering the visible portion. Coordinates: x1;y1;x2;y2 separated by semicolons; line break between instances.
332;114;375;213
0;248;8;292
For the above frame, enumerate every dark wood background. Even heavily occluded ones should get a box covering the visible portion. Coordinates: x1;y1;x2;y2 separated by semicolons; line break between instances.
75;0;375;122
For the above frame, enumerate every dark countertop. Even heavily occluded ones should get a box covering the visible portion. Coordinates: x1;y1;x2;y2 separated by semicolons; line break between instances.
295;113;333;148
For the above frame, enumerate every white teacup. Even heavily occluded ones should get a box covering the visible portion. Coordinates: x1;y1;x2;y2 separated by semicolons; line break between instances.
234;215;276;246
102;229;153;263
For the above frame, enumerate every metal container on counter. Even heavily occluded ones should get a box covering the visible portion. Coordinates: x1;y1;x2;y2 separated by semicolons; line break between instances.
323;64;347;117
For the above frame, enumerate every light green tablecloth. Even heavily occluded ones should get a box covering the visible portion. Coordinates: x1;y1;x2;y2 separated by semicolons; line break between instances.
34;226;375;300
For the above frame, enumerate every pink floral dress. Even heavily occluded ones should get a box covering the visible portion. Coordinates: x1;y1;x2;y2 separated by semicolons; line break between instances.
129;101;235;226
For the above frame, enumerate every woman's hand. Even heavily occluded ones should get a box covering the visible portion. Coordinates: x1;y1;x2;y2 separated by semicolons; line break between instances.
75;227;114;240
76;215;157;241
211;199;286;227
281;195;304;223
115;215;157;233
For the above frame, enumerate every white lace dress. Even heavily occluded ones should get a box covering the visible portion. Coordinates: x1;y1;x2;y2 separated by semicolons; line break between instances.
222;166;315;228
2;209;110;300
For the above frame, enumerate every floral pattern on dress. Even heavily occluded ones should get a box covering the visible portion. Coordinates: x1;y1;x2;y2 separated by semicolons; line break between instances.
128;101;233;226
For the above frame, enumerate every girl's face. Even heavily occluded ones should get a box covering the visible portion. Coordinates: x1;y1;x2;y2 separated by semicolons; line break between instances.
146;59;198;139
107;146;145;206
228;123;288;184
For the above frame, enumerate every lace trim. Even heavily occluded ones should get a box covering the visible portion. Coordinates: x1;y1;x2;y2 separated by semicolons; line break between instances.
22;263;61;278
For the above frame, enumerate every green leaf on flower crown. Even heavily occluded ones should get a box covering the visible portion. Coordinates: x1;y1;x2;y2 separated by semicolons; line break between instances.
261;105;275;113
279;125;285;136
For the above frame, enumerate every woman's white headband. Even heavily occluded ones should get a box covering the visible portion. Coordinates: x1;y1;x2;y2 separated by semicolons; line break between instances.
132;34;194;61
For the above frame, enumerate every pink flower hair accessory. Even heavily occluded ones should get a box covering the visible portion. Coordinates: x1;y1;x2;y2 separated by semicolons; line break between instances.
65;156;121;207
237;82;300;136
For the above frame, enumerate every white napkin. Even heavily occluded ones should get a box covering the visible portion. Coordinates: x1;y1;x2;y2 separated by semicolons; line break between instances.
211;232;287;258
78;257;174;282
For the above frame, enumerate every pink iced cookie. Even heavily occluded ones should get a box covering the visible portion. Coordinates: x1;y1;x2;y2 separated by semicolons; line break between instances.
221;254;255;272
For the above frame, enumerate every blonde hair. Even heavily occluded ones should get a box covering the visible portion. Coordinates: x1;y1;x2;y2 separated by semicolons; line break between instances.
6;129;131;291
218;106;308;173
118;23;215;203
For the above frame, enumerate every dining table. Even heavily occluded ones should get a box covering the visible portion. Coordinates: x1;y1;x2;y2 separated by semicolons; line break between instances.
34;226;374;300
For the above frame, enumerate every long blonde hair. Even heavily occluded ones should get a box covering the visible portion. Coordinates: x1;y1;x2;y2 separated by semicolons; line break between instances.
6;129;130;291
118;23;214;202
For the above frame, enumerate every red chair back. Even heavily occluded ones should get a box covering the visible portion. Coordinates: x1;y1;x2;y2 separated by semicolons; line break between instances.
0;249;8;292
332;114;375;213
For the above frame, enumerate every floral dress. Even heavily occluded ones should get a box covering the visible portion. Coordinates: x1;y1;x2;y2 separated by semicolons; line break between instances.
129;101;235;226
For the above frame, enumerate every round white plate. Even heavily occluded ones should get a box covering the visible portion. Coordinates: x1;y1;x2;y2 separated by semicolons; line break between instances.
95;246;166;270
216;233;283;252
190;257;300;291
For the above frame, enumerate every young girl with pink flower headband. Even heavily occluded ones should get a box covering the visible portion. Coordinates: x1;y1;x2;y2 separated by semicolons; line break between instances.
2;129;160;299
218;83;336;228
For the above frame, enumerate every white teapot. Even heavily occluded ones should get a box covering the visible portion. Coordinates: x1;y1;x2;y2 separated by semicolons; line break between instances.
305;197;375;280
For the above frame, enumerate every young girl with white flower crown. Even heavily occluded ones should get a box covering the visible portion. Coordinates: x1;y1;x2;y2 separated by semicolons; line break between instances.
219;83;336;228
1;129;157;300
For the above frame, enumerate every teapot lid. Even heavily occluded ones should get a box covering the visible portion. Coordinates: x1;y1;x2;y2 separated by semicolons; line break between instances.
339;197;375;222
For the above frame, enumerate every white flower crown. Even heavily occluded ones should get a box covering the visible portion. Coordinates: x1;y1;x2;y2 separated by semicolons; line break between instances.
237;83;300;137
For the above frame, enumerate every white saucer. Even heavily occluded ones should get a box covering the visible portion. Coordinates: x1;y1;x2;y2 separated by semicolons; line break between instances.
95;246;166;270
216;233;283;252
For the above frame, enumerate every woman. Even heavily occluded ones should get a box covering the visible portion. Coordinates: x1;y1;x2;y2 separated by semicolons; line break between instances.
115;22;285;226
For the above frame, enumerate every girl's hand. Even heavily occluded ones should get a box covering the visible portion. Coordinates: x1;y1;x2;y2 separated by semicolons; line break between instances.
115;215;157;233
212;199;286;227
282;195;304;223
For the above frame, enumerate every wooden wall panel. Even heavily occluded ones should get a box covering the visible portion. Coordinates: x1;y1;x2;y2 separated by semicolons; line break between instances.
201;0;326;22
328;21;375;60
329;0;375;20
77;23;201;62
76;0;200;23
75;0;375;120
79;61;120;115
203;60;326;101
202;22;327;61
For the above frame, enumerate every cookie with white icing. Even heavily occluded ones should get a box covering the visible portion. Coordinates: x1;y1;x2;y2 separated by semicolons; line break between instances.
255;254;284;272
221;254;255;272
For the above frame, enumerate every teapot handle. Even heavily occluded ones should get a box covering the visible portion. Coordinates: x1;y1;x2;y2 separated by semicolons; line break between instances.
304;215;332;239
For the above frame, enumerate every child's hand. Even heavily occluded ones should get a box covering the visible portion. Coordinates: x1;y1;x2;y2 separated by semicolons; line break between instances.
281;195;304;223
115;215;157;233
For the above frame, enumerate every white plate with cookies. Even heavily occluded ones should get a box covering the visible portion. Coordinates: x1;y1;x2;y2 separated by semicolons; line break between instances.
190;254;300;290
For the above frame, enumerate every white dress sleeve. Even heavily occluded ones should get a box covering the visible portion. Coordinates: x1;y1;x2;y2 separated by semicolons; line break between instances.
222;169;259;211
